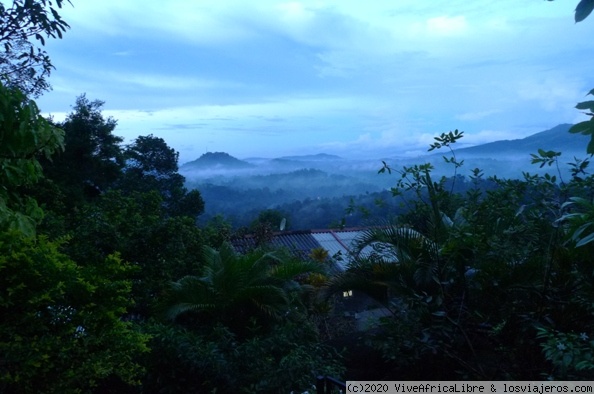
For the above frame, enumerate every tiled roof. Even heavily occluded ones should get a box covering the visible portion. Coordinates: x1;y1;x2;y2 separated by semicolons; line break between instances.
311;232;349;258
271;231;322;256
231;230;322;258
230;227;388;271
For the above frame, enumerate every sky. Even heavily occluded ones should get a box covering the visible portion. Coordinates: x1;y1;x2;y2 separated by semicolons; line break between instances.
35;0;594;164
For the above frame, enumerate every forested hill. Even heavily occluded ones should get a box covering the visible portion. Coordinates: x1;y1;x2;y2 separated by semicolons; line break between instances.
181;151;254;170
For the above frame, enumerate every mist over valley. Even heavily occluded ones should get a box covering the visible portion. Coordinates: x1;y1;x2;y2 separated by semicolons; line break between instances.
182;124;591;230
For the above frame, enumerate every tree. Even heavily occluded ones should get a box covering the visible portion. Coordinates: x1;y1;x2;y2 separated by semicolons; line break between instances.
125;134;179;177
163;243;322;333
202;214;233;247
141;316;344;393
120;134;183;200
120;134;204;218
0;93;150;388
251;208;287;230
0;0;71;96
42;95;125;206
169;188;205;218
0;82;63;236
148;245;342;393
0;231;149;393
53;189;205;317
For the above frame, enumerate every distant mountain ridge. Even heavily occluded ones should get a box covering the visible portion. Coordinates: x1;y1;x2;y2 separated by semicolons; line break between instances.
181;124;590;172
182;152;344;171
181;152;254;170
276;153;343;161
455;124;589;156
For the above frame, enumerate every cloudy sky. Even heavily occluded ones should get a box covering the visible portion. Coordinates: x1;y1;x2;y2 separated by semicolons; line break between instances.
36;0;594;163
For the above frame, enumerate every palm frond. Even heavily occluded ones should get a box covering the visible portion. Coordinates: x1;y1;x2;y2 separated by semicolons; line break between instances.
355;225;439;264
164;302;216;321
164;275;218;320
242;252;275;285
238;285;289;318
163;243;317;326
413;258;438;287
271;259;323;281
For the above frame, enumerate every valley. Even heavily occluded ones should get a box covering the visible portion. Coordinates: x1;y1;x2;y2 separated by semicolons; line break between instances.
182;124;592;230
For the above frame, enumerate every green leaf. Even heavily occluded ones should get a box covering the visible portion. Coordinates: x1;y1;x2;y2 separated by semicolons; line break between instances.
588;136;594;155
562;352;574;366
575;100;594;112
576;232;594;247
575;0;594;22
572;222;591;241
569;121;594;135
576;100;594;111
34;33;45;45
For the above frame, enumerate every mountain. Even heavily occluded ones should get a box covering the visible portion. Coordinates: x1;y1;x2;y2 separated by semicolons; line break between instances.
455;124;589;157
181;152;255;170
241;153;350;174
276;153;343;161
180;124;590;181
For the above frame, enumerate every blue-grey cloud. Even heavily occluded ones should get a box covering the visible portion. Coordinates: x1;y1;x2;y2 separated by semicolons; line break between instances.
37;0;594;162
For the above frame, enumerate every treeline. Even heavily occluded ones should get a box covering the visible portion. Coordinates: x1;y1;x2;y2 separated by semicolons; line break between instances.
195;173;501;231
196;182;390;229
188;167;386;227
